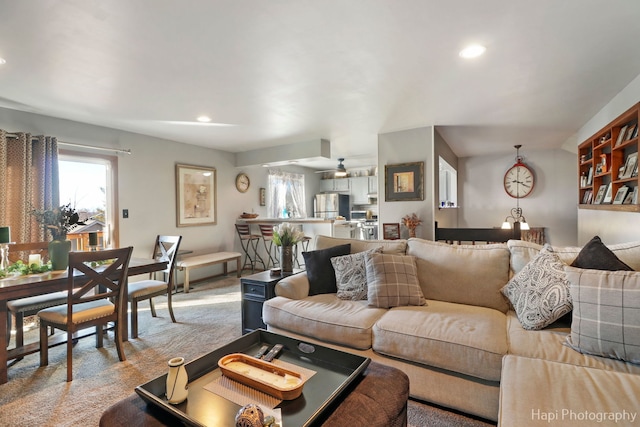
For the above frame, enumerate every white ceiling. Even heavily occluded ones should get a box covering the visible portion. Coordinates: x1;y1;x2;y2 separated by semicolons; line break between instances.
1;1;640;170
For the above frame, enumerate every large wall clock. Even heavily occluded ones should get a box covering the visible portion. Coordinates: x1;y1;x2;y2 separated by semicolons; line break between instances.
503;146;535;198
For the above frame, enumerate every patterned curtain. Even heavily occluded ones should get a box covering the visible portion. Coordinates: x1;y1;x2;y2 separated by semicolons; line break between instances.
267;169;307;219
0;130;60;243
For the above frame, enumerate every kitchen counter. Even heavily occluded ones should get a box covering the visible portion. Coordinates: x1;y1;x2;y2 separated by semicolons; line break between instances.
239;218;335;223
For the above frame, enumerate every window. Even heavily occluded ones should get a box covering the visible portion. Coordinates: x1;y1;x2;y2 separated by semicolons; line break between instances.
267;170;307;218
58;151;118;249
439;157;458;207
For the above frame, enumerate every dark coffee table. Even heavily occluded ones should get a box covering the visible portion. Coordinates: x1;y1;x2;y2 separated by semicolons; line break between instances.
100;330;408;426
99;361;408;427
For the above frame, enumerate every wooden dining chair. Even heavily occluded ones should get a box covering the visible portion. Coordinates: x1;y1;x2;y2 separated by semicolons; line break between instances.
127;235;182;339
38;246;133;382
6;242;67;351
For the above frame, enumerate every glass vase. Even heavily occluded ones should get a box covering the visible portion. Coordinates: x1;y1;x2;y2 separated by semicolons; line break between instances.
280;245;294;273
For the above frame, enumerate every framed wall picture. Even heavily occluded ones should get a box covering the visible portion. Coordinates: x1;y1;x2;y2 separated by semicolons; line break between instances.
384;162;424;201
621;153;638;179
175;163;217;227
613;186;629;205
593;184;607;204
259;187;266;206
382;223;401;240
602;182;613;204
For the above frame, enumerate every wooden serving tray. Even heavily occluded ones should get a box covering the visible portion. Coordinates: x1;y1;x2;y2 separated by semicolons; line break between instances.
218;353;305;400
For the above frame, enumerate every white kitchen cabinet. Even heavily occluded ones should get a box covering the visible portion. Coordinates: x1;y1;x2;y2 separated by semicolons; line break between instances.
350;176;369;204
334;178;350;192
319;179;334;192
319;178;350;192
368;176;378;194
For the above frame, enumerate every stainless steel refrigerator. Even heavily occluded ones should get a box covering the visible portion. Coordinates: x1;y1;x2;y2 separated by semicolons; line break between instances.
314;193;350;219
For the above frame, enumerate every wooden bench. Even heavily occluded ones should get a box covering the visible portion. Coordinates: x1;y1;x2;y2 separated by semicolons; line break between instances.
175;251;242;293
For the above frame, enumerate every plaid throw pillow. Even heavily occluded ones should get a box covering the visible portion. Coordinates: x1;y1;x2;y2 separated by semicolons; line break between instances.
564;266;640;364
365;253;425;308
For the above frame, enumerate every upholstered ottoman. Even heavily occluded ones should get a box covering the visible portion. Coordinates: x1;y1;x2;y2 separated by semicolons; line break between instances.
99;362;409;427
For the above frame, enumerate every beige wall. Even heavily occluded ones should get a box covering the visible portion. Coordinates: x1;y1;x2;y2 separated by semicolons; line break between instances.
378;127;434;240
458;149;577;246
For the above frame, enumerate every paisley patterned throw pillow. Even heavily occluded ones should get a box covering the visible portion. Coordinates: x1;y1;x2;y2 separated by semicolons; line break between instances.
501;244;572;330
331;247;383;300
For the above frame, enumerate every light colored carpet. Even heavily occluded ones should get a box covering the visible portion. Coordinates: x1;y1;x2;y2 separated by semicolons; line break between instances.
0;276;494;426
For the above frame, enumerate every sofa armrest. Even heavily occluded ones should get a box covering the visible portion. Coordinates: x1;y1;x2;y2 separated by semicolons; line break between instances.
274;272;310;299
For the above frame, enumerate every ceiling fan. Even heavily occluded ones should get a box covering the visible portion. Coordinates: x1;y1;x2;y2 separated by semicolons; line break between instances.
315;158;347;177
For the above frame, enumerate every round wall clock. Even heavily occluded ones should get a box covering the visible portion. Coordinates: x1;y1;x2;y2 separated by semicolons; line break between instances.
235;173;250;193
503;162;535;198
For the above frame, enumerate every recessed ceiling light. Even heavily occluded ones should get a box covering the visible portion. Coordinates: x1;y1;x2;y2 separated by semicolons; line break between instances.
0;58;6;65
459;44;486;59
197;116;211;123
162;120;235;127
261;164;269;167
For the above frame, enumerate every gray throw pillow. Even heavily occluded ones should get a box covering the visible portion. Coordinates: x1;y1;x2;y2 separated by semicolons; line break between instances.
501;244;572;330
331;246;383;301
564;266;640;364
365;252;425;308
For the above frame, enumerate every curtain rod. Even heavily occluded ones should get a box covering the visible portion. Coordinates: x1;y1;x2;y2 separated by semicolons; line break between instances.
5;133;132;155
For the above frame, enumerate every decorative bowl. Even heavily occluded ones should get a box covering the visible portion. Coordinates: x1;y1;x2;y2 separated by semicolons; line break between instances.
218;353;305;400
240;213;259;219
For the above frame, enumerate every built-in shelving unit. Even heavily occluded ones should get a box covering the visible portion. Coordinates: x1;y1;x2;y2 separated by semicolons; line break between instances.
578;102;639;212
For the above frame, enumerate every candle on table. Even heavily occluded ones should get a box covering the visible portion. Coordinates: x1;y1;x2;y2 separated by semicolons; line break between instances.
28;254;42;267
88;232;98;247
0;226;10;244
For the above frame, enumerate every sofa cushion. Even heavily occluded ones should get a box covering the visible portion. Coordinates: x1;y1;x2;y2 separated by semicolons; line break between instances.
407;239;511;313
506;310;640;374
564;266;640;364
570;235;633;271
499;355;640;427
501;244;572;330
373;300;507;382
508;239;640;275
365;253;425;308
331;246;382;301
262;294;387;350
302;244;351;295
314;235;407;254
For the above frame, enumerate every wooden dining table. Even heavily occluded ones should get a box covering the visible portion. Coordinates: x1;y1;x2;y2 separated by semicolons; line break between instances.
0;256;168;384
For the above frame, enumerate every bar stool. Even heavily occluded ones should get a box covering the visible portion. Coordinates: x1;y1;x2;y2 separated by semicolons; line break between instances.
294;229;313;269
258;224;279;269
235;224;265;273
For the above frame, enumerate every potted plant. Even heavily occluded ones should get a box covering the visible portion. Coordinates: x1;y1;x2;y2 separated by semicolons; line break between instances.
272;223;304;273
31;203;84;270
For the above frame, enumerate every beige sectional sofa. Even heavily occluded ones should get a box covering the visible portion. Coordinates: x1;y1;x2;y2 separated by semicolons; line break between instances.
262;236;640;425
